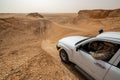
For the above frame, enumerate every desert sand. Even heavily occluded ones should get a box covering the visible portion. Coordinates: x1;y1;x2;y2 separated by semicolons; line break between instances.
0;9;120;80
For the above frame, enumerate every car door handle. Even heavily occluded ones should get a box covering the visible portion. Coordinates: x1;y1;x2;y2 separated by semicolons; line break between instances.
94;62;106;69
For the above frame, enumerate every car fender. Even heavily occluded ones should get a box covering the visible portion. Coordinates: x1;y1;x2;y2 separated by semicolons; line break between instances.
57;42;73;62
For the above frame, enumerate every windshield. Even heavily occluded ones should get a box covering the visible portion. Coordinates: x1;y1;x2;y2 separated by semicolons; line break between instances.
75;38;89;45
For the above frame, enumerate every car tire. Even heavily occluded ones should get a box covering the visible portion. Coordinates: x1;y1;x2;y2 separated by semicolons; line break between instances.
59;49;69;63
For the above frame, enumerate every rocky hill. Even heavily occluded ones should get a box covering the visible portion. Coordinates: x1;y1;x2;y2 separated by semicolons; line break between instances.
27;13;44;18
77;9;120;19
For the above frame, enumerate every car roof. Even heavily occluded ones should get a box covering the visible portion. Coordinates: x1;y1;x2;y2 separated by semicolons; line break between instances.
96;32;120;43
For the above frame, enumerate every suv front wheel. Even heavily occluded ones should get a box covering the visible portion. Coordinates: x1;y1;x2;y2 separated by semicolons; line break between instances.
59;49;69;63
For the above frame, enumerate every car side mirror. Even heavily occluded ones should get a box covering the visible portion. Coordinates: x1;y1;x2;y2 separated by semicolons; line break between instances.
76;47;79;51
76;45;82;51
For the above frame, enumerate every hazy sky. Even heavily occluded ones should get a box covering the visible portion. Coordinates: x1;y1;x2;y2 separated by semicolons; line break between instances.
0;0;120;13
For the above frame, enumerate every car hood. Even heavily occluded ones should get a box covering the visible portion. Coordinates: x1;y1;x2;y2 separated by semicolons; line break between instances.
59;36;88;48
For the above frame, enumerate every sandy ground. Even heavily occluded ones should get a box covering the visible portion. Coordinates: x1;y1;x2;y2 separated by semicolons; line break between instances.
0;9;120;80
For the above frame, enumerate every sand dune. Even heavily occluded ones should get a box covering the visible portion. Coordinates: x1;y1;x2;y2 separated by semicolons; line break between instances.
0;9;120;80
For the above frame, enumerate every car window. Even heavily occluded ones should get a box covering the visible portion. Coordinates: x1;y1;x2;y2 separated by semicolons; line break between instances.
81;41;120;62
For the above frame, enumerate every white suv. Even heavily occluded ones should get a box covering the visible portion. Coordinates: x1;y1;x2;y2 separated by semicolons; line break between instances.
56;32;120;80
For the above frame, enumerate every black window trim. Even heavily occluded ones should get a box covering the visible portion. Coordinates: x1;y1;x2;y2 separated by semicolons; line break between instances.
117;62;120;68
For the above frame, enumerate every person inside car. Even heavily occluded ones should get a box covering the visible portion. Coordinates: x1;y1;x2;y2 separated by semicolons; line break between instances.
90;41;116;61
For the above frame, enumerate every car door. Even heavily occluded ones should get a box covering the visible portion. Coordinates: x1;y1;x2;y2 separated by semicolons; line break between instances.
78;50;112;80
75;40;120;80
104;49;120;80
74;48;95;73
